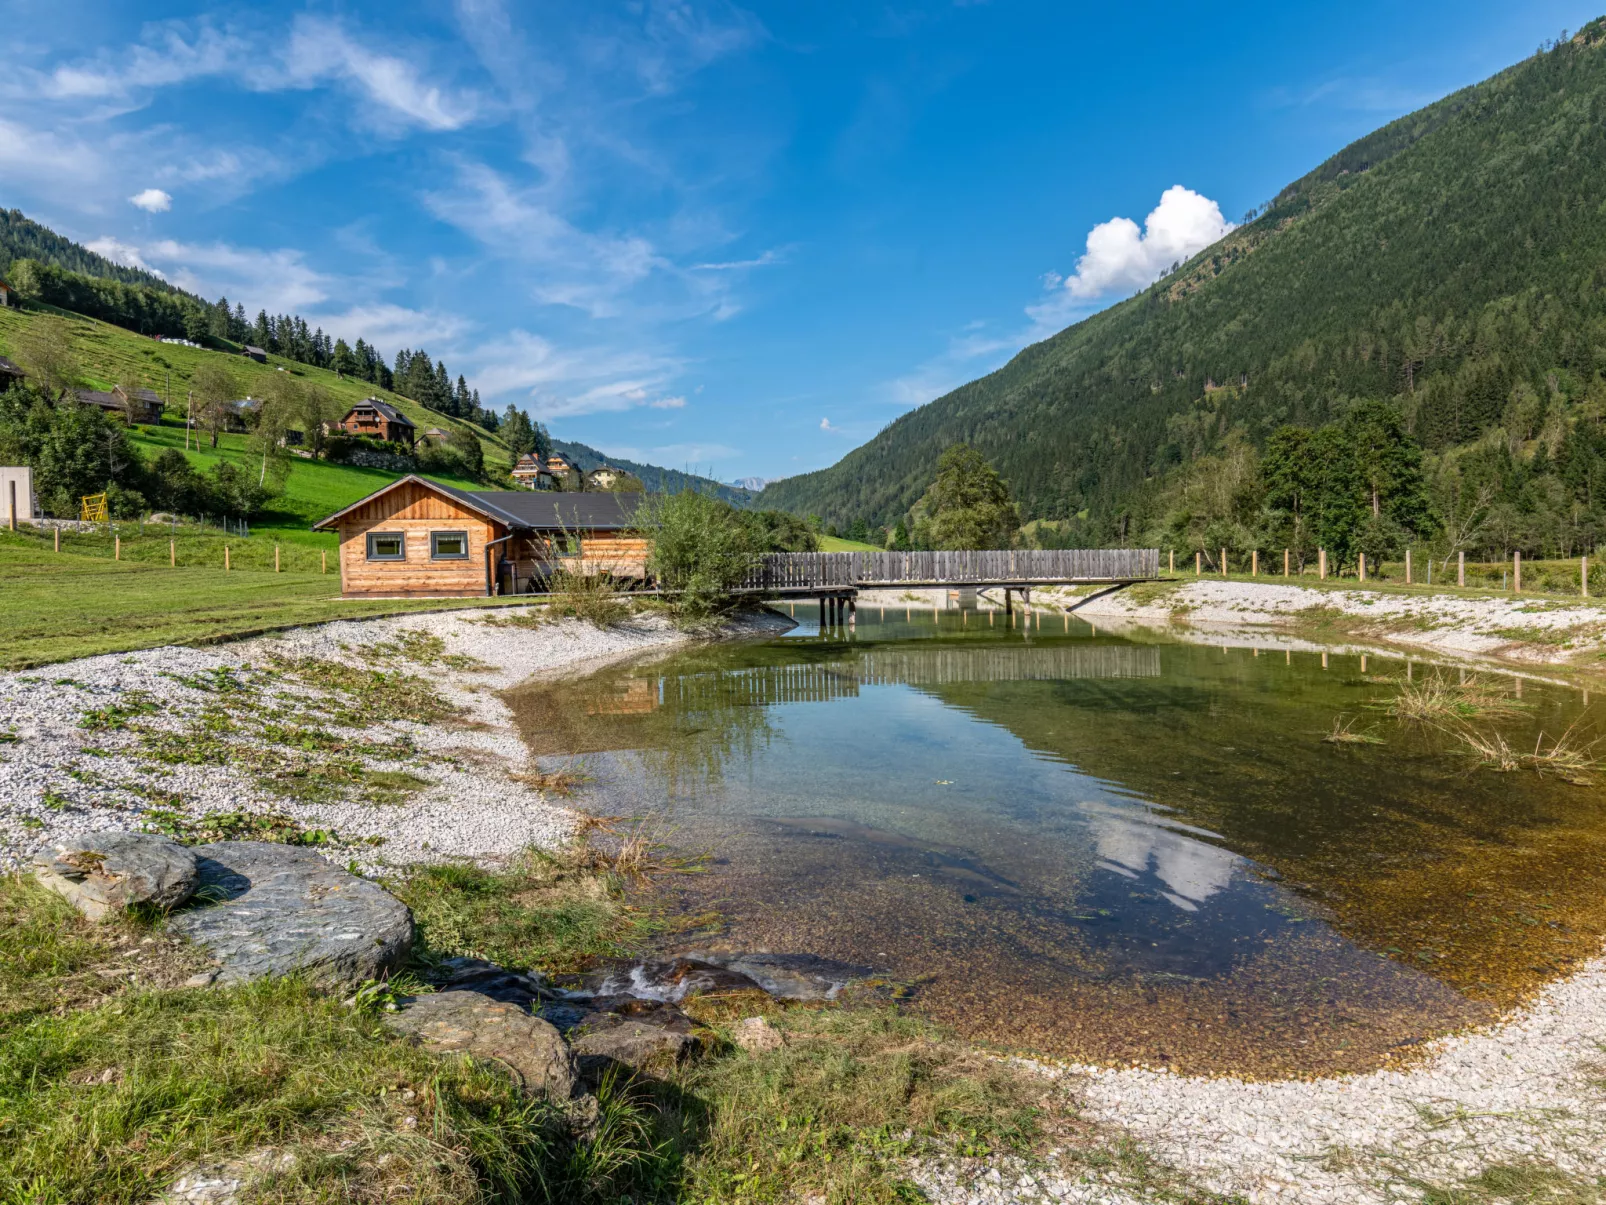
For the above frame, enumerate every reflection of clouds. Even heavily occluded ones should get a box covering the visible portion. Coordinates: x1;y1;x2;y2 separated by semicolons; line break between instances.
1081;801;1239;912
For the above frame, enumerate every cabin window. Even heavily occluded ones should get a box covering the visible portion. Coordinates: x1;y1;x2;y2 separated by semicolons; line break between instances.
556;534;582;558
431;530;469;560
366;531;405;561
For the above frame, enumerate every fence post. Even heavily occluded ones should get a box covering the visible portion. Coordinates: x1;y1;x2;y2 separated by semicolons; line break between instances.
1284;548;1290;577
170;539;175;567
1514;550;1522;593
1583;555;1589;598
54;527;60;553
6;480;13;531
225;545;230;572
322;550;328;575
1251;549;1258;577
1169;548;1174;575
1358;552;1365;582
114;535;120;561
274;544;280;573
1220;547;1227;577
1319;548;1327;580
1406;548;1412;585
1458;550;1465;588
1196;551;1201;576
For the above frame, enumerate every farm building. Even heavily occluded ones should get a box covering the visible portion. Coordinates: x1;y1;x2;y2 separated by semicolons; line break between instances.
0;355;24;382
73;385;163;424
241;346;268;363
330;398;416;445
312;476;649;597
0;281;15;308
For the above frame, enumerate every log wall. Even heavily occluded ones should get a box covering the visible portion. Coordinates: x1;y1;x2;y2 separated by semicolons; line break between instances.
335;481;504;596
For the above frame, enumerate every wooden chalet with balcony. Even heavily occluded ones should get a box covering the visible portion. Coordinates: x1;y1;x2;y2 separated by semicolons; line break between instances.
331;398;417;445
312;476;649;597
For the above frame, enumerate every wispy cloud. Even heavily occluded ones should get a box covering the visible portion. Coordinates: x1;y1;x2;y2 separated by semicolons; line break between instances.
463;329;687;417
85;236;160;273
281;16;480;133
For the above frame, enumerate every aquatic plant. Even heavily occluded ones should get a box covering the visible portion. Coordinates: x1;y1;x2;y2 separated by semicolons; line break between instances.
1324;715;1384;746
1384;672;1527;723
1453;715;1600;780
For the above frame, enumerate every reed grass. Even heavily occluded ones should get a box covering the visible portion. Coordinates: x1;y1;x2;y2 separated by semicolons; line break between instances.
1453;715;1601;780
1324;715;1384;745
1383;672;1528;723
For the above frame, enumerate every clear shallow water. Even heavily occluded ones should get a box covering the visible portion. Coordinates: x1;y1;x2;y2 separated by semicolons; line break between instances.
506;607;1606;1075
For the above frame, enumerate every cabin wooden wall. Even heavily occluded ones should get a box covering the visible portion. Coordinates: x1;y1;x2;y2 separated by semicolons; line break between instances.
575;534;650;578
336;481;502;596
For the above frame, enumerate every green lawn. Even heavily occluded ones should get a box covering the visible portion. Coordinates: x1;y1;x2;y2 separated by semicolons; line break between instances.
125;422;484;546
0;534;509;669
818;535;882;552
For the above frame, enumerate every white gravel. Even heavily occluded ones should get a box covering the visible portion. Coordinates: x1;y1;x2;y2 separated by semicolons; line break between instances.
1069;579;1606;664
0;606;692;870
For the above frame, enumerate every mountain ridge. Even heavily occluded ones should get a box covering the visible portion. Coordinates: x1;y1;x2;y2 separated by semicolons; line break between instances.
756;21;1606;535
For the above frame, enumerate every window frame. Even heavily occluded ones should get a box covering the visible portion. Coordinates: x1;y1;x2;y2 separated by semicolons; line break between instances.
366;531;406;562
555;533;583;559
430;530;470;561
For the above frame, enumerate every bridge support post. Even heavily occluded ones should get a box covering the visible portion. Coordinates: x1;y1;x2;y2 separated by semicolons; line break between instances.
1004;588;1013;617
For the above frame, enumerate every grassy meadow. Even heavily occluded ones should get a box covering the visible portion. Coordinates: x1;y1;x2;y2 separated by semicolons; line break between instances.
0;532;506;669
0;303;510;465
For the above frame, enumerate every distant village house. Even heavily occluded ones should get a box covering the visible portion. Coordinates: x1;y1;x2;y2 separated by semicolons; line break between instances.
329;398;416;446
511;452;556;489
312;476;648;597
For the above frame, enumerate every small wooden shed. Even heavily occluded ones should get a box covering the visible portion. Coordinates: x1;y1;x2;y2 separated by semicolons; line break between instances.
313;476;649;597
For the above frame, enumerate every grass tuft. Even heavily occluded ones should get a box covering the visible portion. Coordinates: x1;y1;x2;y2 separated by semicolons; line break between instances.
1324;715;1384;746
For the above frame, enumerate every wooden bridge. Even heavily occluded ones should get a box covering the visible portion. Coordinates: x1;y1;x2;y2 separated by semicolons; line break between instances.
741;548;1158;591
738;548;1159;620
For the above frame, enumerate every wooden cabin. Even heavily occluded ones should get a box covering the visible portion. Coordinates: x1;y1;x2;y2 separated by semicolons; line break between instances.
331;398;416;445
73;385;162;425
312;476;649;597
242;346;268;363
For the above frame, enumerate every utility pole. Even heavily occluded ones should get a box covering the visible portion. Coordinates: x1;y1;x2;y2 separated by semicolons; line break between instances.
186;391;193;450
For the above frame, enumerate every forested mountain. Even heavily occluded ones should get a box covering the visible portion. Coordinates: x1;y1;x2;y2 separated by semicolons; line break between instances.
757;22;1606;557
0;208;193;295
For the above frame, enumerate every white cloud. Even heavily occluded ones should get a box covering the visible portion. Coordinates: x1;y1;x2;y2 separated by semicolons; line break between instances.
820;417;838;432
129;188;172;213
143;239;332;314
84;237;159;273
649;396;686;409
1058;185;1233;300
282;16;478;132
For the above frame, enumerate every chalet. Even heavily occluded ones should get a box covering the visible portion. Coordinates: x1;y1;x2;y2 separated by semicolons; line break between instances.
241;346;268;363
545;452;576;482
73;385;163;425
511;452;556;489
0;280;15;308
312;476;649;597
586;465;625;490
0;355;24;383
331;398;416;446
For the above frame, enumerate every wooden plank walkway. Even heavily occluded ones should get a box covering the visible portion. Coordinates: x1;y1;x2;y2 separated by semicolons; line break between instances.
739;548;1159;593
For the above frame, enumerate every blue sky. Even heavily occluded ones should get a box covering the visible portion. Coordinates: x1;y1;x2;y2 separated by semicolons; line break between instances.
1;1;1598;483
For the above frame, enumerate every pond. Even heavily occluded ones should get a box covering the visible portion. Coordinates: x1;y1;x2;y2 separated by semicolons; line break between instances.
505;605;1606;1076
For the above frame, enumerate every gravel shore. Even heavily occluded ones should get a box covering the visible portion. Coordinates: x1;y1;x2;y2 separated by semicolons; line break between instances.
0;606;698;870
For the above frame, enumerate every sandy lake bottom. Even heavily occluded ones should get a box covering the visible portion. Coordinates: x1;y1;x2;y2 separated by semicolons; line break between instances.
505;608;1606;1077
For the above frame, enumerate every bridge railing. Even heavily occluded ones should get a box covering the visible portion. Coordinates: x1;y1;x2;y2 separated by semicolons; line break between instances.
738;548;1159;591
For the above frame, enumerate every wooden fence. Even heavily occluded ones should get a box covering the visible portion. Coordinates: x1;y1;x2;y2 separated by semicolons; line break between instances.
739;548;1159;592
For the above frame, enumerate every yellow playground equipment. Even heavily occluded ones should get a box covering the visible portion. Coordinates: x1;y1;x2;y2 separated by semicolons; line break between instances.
80;493;108;523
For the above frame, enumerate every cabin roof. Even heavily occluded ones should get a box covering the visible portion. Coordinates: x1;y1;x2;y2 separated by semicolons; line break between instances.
311;475;643;533
243;345;267;356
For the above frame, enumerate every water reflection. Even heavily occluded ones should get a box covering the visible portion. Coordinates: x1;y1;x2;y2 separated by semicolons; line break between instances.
502;608;1606;1075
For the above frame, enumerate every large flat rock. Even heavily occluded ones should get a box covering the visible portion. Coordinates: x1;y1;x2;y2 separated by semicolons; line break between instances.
386;990;577;1099
34;831;198;921
167;842;412;986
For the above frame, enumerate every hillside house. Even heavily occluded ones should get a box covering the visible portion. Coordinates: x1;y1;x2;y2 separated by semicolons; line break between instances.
586;465;627;490
0;281;14;308
511;452;556;489
421;426;451;444
73;385;162;425
241;346;268;363
223;396;262;432
331;398;416;446
545;452;576;482
312;476;648;597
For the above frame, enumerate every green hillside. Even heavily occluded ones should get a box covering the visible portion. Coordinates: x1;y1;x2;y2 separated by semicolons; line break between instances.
758;23;1606;539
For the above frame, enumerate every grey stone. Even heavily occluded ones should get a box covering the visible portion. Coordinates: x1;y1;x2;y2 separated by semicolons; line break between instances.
148;1148;296;1204
386;990;577;1099
569;1011;695;1073
166;842;412;986
33;831;198;921
676;951;873;1001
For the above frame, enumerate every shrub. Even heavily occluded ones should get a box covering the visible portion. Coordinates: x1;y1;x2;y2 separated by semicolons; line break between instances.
637;491;766;623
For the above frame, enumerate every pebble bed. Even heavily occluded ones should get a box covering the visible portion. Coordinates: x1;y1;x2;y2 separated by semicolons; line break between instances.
0;607;691;870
